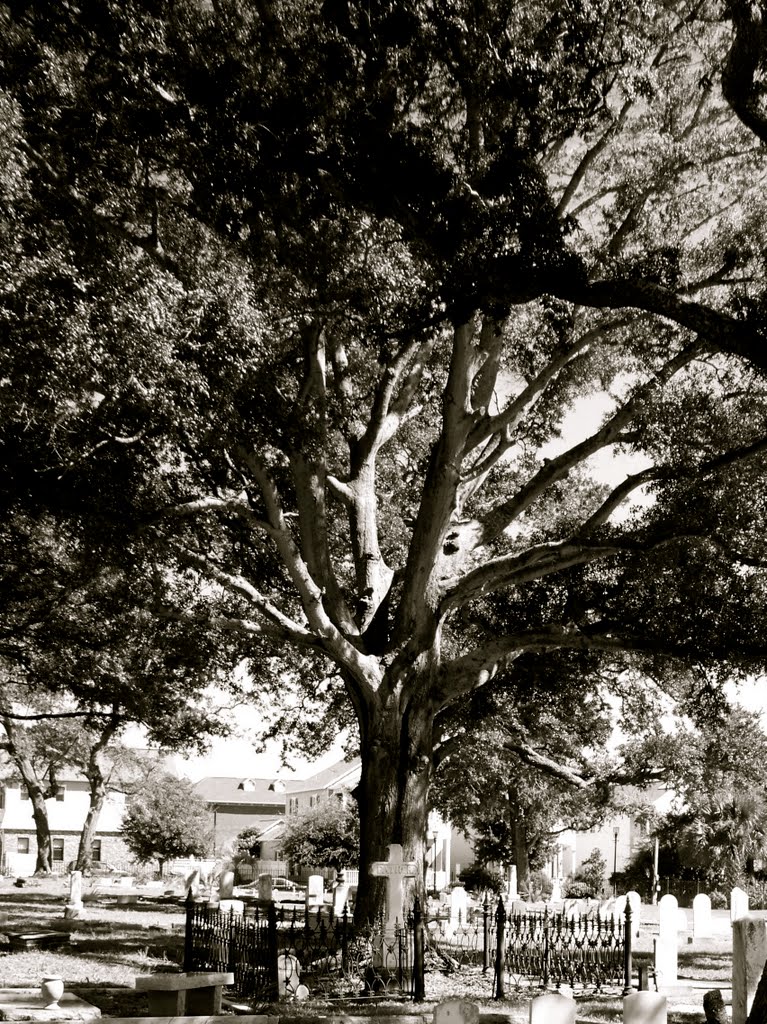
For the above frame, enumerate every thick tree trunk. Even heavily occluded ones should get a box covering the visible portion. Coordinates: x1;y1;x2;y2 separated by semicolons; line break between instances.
76;782;106;873
353;692;434;925
30;788;53;874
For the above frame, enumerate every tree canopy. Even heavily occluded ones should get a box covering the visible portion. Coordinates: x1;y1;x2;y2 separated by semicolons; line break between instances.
120;773;211;872
4;0;767;918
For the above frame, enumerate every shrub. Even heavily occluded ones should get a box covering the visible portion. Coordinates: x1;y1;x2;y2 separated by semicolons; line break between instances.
563;880;593;899
458;863;504;894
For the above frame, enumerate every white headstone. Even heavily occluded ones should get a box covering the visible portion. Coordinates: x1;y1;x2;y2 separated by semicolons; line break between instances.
370;844;417;936
450;886;469;928
623;991;667;1024
529;991;576;1023
433;998;479;1024
655;895;679;987
64;869;83;920
692;893;712;940
732;916;767;1024
276;952;301;998
306;875;324;907
69;871;82;904
508;865;518;899
218;868;234;899
333;883;349;916
658;893;679;937
550;878;563;903
731;886;749;923
654;935;677;988
627;890;642;938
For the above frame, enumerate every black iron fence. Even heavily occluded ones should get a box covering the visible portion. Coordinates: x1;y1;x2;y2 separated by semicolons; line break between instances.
183;896;414;1005
183;893;633;1005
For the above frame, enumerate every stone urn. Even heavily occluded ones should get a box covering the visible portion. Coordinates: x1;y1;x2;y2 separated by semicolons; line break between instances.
40;975;64;1008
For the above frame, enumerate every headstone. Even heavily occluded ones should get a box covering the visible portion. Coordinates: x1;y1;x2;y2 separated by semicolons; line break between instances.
623;991;667;1023
306;875;324;909
333;870;350;917
627;890;642;938
731;886;749;923
529;991;576;1023
655;894;679;987
550;878;563;903
218;869;234;900
185;869;201;897
508;865;518;899
219;898;244;915
693;893;712;940
450;886;469;929
658;894;678;936
511;899;527;916
732;915;767;1024
276;952;301;998
258;874;273;901
64;871;83;920
369;844;417;936
433;998;479;1024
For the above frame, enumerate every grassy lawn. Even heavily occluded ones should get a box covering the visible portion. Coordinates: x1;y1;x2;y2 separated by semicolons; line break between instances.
0;875;186;1016
0;878;733;1023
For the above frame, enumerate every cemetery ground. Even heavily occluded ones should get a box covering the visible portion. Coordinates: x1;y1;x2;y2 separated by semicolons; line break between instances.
0;876;735;1023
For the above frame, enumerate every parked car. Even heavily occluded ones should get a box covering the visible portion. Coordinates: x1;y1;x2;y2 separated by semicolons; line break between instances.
270;877;306;902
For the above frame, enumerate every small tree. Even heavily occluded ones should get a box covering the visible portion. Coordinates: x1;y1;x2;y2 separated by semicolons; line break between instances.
572;849;607;898
120;775;211;875
282;802;359;872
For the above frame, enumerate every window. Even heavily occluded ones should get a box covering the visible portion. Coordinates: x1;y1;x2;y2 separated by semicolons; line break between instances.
52;838;64;862
19;784;29;801
91;840;101;863
17;837;29;854
55;787;65;802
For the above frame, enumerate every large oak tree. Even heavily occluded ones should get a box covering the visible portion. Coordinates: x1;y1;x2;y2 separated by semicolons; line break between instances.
5;1;767;919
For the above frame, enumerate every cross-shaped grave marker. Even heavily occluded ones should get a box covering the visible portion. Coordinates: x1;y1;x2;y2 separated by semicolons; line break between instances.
370;843;418;935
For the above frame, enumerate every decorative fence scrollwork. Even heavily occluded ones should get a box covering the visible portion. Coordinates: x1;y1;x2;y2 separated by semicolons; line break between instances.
183;891;633;1004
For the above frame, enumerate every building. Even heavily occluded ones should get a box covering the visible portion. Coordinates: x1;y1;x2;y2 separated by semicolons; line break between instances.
550;785;675;885
193;776;286;856
283;758;361;816
0;775;131;876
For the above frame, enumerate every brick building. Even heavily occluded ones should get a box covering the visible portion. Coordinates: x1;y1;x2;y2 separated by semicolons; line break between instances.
0;775;132;876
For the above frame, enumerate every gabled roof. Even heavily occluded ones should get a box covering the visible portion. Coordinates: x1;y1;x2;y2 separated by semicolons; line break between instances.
285;758;361;794
256;818;286;840
194;777;286;806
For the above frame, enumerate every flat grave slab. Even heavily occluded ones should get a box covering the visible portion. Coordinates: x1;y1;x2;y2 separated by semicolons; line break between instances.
3;932;70;952
0;990;100;1022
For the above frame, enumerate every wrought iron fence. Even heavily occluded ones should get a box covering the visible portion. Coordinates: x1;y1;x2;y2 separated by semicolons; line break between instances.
183;893;633;1005
425;897;632;997
183;895;415;1005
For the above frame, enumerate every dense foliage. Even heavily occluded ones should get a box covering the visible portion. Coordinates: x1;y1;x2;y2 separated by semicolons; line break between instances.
281;801;360;872
120;774;211;872
4;0;767;916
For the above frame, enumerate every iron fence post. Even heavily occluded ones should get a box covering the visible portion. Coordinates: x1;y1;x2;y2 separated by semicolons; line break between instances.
483;893;491;973
267;900;279;1001
542;906;550;990
623;899;634;995
412;897;425;1002
183;888;194;971
228;907;236;976
494;896;506;1000
341;903;349;976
